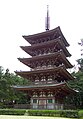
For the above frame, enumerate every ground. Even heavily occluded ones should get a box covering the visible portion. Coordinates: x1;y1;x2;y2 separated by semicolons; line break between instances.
0;115;76;119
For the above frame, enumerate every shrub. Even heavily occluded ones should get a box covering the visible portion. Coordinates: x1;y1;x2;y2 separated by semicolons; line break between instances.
78;110;83;119
0;109;80;118
0;109;26;115
60;110;78;118
28;110;78;118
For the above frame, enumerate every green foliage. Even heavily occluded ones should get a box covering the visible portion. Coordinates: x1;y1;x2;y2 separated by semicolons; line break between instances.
0;66;29;108
67;63;83;109
0;109;82;118
28;110;78;118
78;110;83;119
0;109;26;115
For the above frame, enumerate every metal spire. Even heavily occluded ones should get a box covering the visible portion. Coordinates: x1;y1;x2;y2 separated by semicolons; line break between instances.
45;5;50;31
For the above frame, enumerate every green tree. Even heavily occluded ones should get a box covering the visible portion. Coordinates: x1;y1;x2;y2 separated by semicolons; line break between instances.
0;66;29;108
67;58;83;109
0;66;7;103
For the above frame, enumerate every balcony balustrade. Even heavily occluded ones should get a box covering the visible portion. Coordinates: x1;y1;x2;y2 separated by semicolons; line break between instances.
30;64;63;71
33;80;59;85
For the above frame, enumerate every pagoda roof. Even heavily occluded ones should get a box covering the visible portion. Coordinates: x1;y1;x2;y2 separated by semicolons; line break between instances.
22;26;69;46
13;82;76;95
18;51;73;68
21;37;71;57
15;65;74;81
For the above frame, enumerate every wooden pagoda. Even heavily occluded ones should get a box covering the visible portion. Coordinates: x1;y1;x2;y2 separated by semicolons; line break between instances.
14;26;76;109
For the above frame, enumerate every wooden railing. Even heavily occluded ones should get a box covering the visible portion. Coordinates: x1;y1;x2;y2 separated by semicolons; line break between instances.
14;104;30;109
14;103;76;110
31;64;63;71
14;103;63;110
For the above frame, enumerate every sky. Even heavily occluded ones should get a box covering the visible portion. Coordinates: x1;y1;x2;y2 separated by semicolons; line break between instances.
0;0;83;73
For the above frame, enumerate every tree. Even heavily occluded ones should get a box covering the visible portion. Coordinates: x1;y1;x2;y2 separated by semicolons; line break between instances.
0;66;7;103
0;66;29;108
67;59;83;109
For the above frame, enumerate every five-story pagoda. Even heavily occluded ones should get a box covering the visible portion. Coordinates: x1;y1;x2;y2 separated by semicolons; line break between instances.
14;7;76;110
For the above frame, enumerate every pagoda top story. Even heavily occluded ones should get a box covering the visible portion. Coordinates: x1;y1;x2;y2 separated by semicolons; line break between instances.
23;26;69;47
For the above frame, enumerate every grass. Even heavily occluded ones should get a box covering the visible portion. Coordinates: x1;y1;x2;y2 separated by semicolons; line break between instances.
0;115;76;119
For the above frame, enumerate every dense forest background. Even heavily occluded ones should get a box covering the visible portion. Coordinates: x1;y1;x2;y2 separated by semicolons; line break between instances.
0;40;83;109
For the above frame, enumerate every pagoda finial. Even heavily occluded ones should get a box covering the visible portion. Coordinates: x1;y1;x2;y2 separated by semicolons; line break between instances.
45;5;50;31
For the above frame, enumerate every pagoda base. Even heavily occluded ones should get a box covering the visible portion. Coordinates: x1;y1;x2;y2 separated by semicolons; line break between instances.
30;96;64;110
31;103;63;110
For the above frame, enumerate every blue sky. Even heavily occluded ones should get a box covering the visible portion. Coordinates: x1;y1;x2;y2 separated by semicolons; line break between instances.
0;0;83;72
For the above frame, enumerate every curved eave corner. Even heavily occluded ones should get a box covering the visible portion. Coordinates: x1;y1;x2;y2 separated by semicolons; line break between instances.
57;26;70;47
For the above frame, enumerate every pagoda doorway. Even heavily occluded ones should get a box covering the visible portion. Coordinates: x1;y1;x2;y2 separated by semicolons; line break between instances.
39;99;46;109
